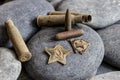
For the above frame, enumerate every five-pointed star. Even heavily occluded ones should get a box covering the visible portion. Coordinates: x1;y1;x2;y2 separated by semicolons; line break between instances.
45;45;71;65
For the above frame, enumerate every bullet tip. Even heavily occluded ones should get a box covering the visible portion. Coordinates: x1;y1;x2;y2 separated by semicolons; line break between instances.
65;9;72;31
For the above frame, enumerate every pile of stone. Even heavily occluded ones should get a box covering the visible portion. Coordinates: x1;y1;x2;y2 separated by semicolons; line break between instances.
0;0;120;80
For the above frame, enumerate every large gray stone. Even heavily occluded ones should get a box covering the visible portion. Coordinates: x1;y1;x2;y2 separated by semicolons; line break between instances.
115;20;120;24
97;24;120;69
0;0;54;47
57;0;120;29
17;69;32;80
90;71;120;80
47;0;63;8
24;24;104;80
0;47;21;80
97;62;119;75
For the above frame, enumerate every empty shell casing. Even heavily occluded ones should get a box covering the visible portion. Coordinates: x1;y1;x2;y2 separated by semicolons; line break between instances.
55;29;84;40
5;19;32;62
48;11;92;23
48;11;82;15
37;15;86;27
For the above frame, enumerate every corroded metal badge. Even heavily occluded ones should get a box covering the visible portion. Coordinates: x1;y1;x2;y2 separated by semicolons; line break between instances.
70;39;90;54
45;45;71;65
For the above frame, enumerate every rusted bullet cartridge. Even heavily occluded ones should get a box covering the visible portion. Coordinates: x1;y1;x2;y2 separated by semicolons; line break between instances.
55;29;84;40
83;15;92;22
55;9;84;40
37;15;86;27
48;11;82;15
65;9;72;31
5;19;32;62
48;11;92;23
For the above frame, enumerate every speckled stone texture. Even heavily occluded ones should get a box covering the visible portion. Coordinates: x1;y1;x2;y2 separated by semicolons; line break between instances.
97;24;120;69
57;0;120;29
0;47;21;80
17;69;32;80
97;62;119;75
47;0;63;8
90;71;120;80
0;0;54;47
24;24;104;80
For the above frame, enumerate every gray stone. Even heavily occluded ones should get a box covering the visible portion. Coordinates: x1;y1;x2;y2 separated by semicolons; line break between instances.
115;20;120;24
2;0;15;3
24;24;104;80
90;71;120;80
97;24;120;69
17;69;32;80
47;0;63;8
97;62;119;75
57;0;120;29
0;47;21;80
0;0;54;47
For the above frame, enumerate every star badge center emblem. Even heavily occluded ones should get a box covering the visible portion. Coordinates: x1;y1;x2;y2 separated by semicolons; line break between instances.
45;45;71;65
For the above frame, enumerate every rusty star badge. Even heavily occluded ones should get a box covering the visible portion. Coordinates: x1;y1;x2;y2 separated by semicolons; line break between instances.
45;44;71;65
70;39;90;54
